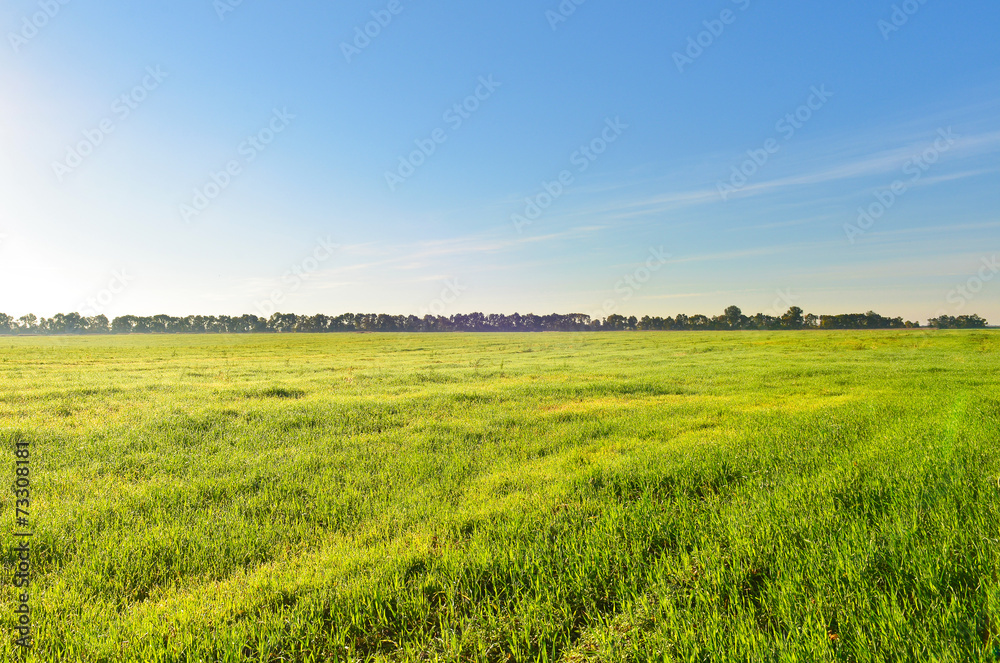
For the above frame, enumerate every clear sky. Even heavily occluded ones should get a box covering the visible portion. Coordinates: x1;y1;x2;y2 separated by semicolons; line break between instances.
2;0;999;323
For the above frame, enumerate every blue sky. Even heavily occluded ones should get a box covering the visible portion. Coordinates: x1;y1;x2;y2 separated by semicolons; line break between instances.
1;0;999;322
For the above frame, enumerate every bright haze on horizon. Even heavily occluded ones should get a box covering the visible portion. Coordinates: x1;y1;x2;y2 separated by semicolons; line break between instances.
1;0;999;322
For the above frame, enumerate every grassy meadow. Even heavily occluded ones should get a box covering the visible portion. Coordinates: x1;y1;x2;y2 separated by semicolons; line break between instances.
1;331;999;662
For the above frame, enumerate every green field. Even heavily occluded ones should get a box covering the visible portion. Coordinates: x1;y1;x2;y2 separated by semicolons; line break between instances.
1;331;998;662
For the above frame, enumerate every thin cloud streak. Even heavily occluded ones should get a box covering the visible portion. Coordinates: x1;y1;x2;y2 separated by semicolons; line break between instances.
556;127;1000;226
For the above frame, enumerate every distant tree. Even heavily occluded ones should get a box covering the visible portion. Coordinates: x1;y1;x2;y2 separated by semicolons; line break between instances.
269;313;298;333
85;315;111;334
928;314;988;329
604;314;628;331
960;314;988;328
112;315;135;333
17;314;38;333
4;307;971;334
781;306;804;329
149;314;172;333
724;305;744;329
689;314;710;329
639;315;673;331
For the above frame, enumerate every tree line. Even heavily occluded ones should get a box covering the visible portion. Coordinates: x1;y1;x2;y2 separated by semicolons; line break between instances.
0;307;989;335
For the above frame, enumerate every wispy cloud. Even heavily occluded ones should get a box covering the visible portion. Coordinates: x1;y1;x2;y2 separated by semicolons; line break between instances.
559;125;1000;226
239;224;610;294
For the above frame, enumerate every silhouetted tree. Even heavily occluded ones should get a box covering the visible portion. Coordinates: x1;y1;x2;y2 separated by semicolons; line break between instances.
781;306;804;329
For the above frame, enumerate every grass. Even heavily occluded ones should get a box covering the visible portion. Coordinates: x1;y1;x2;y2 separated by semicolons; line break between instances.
1;330;999;662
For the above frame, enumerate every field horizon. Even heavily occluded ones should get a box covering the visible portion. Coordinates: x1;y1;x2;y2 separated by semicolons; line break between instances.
2;330;998;661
